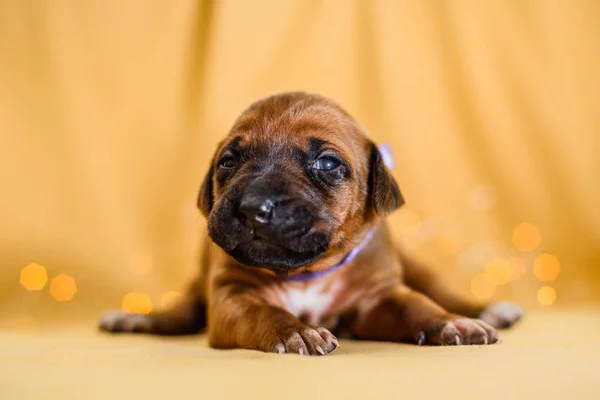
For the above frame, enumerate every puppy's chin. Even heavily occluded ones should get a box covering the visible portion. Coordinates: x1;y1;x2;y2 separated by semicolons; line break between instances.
211;230;330;270
227;237;328;270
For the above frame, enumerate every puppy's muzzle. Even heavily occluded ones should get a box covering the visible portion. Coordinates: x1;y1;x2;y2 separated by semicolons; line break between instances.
236;189;313;239
208;171;330;269
234;173;314;238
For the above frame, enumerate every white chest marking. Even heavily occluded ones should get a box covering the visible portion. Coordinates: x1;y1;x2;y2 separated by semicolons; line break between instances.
280;281;340;326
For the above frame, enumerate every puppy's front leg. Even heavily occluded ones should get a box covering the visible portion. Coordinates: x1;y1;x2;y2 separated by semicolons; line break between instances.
208;289;339;355
99;289;206;335
352;286;498;346
400;253;523;329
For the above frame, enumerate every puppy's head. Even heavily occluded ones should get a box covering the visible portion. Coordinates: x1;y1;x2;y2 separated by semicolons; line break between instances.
199;92;403;271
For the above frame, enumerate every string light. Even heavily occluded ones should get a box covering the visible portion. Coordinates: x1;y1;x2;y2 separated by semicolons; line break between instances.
537;286;557;306
122;292;153;314
20;263;48;291
484;258;513;286
458;240;503;274
533;253;561;282
508;257;527;281
49;274;78;302
470;273;496;299
512;223;541;251
10;209;571;310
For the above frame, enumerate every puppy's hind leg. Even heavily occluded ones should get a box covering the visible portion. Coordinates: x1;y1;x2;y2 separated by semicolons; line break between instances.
99;291;206;336
399;252;523;329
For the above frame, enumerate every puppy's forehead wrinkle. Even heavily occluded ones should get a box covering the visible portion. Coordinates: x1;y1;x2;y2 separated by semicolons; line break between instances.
232;92;364;144
286;105;346;128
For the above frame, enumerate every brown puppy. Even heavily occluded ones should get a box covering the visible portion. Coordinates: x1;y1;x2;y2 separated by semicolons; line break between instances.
99;92;522;355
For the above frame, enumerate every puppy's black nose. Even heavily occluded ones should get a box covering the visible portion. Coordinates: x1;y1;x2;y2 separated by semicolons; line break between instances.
239;198;274;226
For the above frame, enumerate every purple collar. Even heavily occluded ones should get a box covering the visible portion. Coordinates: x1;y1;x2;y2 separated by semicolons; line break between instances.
286;226;377;282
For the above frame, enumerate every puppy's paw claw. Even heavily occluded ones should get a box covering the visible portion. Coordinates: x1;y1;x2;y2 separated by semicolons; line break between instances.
272;343;286;354
98;310;154;333
479;301;523;329
271;327;338;356
415;317;498;346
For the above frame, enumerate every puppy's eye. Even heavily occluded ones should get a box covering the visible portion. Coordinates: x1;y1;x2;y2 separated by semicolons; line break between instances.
219;156;236;169
313;156;340;171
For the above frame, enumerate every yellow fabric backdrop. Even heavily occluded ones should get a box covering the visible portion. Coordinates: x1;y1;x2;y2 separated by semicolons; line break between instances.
1;0;599;329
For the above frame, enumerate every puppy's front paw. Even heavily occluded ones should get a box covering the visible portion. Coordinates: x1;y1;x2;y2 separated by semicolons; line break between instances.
99;309;154;333
415;317;498;346
479;301;523;329
271;327;339;356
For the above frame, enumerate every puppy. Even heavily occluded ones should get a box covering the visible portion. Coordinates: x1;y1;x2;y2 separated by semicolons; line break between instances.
99;92;522;355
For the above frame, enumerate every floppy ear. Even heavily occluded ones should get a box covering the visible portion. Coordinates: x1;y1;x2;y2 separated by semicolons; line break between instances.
368;143;404;216
197;163;215;218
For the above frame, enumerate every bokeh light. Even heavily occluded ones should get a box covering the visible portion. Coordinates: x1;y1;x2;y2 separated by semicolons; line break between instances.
49;274;78;302
470;273;496;300
508;257;527;281
129;251;153;276
533;253;561;282
512;222;541;251
537;286;557;306
20;263;48;291
458;240;503;274
122;292;153;314
484;258;513;286
160;290;182;309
